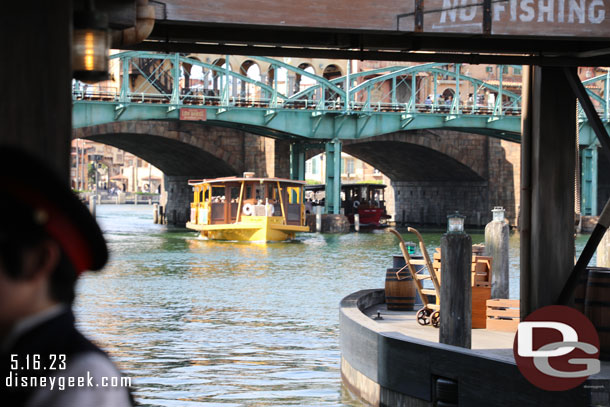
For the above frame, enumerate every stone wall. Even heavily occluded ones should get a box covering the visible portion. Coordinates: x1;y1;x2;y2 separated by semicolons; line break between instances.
392;181;489;227
488;139;520;226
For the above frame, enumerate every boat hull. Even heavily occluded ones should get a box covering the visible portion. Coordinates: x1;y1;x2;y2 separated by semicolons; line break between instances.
348;208;386;227
186;216;309;242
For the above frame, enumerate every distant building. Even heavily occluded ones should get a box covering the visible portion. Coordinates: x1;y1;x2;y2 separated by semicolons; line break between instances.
70;139;163;193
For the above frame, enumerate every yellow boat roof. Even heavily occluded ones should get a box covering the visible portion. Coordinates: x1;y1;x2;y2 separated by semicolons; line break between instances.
188;176;306;186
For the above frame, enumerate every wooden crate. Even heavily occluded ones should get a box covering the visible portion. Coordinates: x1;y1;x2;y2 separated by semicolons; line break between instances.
486;299;520;332
471;256;492;287
472;286;491;329
432;248;493;328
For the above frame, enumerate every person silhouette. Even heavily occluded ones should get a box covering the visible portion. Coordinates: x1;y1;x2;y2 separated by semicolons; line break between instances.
0;147;133;407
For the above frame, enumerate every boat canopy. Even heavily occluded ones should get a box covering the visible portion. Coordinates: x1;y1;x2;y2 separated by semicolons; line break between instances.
189;176;306;186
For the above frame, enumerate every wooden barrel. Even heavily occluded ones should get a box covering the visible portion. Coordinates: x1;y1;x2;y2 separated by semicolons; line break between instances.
585;268;610;360
392;254;425;271
385;267;416;310
392;255;406;269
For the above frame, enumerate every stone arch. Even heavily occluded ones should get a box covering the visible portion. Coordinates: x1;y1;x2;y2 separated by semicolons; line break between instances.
441;88;455;101
323;64;342;80
343;141;483;182
73;121;244;177
344;130;490;179
182;56;203;94
73;120;284;225
294;63;317;96
341;129;519;226
239;60;262;101
210;58;234;97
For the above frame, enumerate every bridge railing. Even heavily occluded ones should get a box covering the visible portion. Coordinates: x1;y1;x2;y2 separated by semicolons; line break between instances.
71;52;606;121
579;71;610;122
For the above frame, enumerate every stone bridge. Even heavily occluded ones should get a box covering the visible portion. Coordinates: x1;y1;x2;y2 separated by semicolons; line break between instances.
309;130;520;226
75;121;521;227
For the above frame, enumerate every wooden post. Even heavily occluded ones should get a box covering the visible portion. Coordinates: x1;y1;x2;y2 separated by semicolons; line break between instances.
521;66;575;319
315;205;322;232
89;195;96;218
485;209;510;299
153;203;159;224
354;213;360;232
440;232;472;349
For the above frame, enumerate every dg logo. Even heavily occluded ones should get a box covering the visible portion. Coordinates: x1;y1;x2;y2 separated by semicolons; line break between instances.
513;305;600;391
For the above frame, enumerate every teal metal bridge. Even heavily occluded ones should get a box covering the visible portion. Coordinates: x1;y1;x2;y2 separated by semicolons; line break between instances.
72;52;610;215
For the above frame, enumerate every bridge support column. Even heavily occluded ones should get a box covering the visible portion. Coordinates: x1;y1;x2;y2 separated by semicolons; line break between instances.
290;142;305;180
325;139;342;214
581;144;598;216
163;175;195;226
520;66;576;319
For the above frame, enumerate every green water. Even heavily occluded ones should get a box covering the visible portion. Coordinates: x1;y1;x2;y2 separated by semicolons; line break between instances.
73;205;590;406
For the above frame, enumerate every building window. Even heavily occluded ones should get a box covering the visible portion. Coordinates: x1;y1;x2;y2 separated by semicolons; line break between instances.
346;158;355;174
513;66;522;75
312;157;319;175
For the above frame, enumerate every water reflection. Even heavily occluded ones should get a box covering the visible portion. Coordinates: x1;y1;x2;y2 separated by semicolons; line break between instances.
75;205;590;406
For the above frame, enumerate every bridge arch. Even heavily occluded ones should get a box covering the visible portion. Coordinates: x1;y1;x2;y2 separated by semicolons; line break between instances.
73;120;287;224
72;121;246;177
340;129;519;226
323;64;342;80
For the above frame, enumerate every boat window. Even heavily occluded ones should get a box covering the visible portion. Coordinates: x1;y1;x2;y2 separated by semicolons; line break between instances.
270;185;279;201
246;185;252;200
255;185;263;201
230;187;240;202
211;186;225;203
204;187;210;202
287;186;300;204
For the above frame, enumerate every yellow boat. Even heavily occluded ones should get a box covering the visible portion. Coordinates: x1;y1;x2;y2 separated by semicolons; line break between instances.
186;173;310;242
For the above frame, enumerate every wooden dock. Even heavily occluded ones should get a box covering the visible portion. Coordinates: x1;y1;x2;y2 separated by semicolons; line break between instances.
363;304;516;363
340;289;610;407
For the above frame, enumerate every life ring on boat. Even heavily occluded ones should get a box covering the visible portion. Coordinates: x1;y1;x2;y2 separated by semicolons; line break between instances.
243;203;254;216
353;200;360;209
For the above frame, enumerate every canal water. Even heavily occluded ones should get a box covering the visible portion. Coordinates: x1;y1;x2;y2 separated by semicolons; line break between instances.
74;205;590;406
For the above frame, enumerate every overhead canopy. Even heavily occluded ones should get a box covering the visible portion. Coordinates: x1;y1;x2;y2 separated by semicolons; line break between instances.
131;0;610;65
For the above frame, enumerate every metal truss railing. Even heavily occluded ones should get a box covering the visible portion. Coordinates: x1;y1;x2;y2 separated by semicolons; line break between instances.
72;52;606;122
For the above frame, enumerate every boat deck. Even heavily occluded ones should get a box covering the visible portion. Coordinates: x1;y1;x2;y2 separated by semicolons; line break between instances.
363;303;517;363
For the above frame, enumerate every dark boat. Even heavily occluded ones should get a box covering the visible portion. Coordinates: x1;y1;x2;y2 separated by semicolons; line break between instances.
305;183;390;227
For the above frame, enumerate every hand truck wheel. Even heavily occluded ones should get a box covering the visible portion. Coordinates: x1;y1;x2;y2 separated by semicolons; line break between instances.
416;308;431;326
431;310;440;328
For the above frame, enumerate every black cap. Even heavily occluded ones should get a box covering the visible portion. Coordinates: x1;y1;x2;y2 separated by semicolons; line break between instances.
0;146;108;274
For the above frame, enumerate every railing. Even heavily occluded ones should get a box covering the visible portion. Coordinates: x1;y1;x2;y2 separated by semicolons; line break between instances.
71;52;608;121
